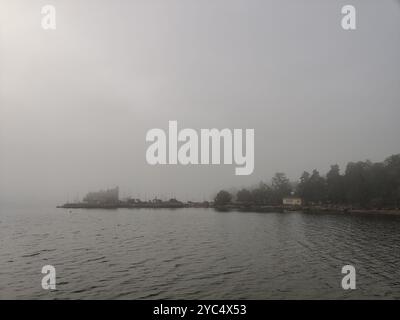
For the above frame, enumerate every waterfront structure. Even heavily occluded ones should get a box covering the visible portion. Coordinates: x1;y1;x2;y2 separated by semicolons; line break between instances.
282;196;302;206
83;187;119;204
59;190;189;209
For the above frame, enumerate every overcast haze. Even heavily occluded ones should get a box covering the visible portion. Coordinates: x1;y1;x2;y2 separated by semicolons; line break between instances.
1;0;400;206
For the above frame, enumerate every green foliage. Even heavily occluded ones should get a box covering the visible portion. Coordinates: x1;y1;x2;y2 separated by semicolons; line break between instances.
297;154;400;207
215;154;400;208
326;164;345;204
214;190;232;206
271;173;292;204
237;188;252;204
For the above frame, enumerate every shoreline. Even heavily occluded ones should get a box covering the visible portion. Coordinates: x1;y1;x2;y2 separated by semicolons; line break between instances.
57;203;400;215
215;205;400;215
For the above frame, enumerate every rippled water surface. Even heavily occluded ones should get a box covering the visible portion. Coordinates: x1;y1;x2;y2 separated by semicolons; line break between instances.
1;207;400;299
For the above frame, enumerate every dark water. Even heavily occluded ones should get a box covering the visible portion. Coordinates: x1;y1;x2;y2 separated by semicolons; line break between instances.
1;207;400;299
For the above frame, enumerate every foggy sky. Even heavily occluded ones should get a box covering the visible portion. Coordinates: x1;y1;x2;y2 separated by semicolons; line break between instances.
1;0;400;206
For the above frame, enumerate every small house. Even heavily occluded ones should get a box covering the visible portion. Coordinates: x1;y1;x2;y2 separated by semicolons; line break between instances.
282;196;302;206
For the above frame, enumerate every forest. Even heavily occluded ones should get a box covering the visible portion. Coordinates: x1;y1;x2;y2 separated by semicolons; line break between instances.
214;154;400;209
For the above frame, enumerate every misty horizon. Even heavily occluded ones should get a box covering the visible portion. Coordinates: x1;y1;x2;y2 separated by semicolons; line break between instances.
2;0;400;305
1;0;400;207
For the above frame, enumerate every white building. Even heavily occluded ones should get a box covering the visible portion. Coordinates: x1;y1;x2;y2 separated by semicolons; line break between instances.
282;196;302;206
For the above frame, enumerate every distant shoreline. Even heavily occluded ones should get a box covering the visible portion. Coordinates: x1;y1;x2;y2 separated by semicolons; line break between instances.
211;205;400;215
57;203;400;215
56;201;208;210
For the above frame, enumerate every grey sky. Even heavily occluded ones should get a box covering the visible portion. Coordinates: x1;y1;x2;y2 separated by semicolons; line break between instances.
1;0;400;206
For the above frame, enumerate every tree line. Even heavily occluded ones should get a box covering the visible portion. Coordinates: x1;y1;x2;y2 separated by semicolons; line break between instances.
214;154;400;209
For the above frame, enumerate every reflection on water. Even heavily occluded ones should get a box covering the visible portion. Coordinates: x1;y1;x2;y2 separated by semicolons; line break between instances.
1;207;400;299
